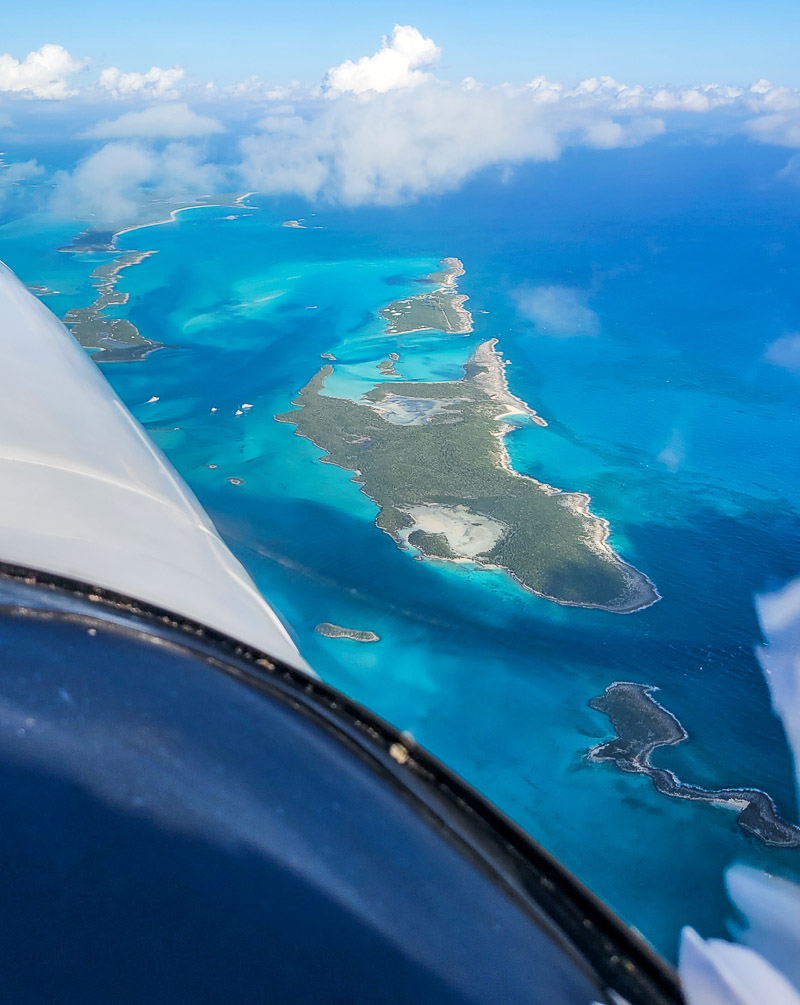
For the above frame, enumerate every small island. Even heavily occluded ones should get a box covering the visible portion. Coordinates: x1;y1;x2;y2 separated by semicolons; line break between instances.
62;250;169;363
379;258;472;335
377;352;401;376
588;682;800;849
315;623;380;642
277;332;658;612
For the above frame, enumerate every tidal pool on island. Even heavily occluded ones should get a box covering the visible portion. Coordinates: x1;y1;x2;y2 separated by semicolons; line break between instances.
4;140;800;961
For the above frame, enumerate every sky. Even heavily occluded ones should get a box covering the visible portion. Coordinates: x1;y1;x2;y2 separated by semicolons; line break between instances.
2;13;800;221
3;0;800;89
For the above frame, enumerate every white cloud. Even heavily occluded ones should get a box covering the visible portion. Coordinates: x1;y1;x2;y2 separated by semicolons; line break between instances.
652;88;712;112
764;333;800;372
84;103;224;139
326;24;440;94
0;43;85;99
0;156;43;208
513;284;601;336
239;81;663;205
99;65;185;99
0;157;42;182
50;141;224;223
680;926;800;1005
748;79;800;112
546;75;758;118
224;77;316;102
734;80;800;148
657;428;686;472
9;25;800;213
778;154;800;184
0;156;43;216
526;75;564;103
745;112;800;148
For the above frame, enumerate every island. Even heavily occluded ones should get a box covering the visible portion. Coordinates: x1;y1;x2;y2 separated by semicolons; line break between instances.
276;337;659;612
315;623;380;642
61;251;168;363
588;682;800;848
377;352;401;376
379;258;473;335
59;194;253;256
59;228;116;254
59;193;253;362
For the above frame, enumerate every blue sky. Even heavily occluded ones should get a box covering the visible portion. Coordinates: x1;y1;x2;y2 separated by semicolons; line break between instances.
2;10;800;221
4;0;800;88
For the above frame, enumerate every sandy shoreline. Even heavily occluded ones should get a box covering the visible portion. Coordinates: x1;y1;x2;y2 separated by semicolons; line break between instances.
471;339;548;426
277;335;660;614
113;192;254;243
474;339;659;613
427;256;465;287
380;257;473;336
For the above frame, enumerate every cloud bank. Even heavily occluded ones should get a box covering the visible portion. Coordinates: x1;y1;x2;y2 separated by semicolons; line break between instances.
5;27;800;218
239;82;664;205
99;65;185;99
0;156;44;210
50;141;223;223
84;103;224;139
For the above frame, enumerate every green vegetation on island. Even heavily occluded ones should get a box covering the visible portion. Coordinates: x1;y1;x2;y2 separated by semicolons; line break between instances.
62;251;168;363
276;338;659;612
60;193;253;362
379;257;472;335
377;352;401;376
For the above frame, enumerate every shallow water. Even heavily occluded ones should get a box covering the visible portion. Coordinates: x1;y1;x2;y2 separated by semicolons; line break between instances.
2;135;800;959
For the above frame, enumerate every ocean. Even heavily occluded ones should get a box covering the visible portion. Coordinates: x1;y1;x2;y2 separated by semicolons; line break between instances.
3;132;800;959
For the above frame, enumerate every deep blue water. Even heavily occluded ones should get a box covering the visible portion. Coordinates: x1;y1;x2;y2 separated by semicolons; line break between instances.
2;134;800;960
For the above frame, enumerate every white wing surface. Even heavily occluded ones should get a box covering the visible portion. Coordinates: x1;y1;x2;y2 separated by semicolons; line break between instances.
0;260;309;673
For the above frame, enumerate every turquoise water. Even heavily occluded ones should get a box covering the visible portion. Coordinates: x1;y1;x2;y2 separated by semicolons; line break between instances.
3;136;800;959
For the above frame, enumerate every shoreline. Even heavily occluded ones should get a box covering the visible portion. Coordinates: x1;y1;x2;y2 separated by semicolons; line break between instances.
472;338;548;425
473;339;659;613
427;256;466;287
380;257;473;336
61;248;167;361
315;622;380;642
277;335;660;614
588;682;800;848
58;193;255;361
113;193;254;243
